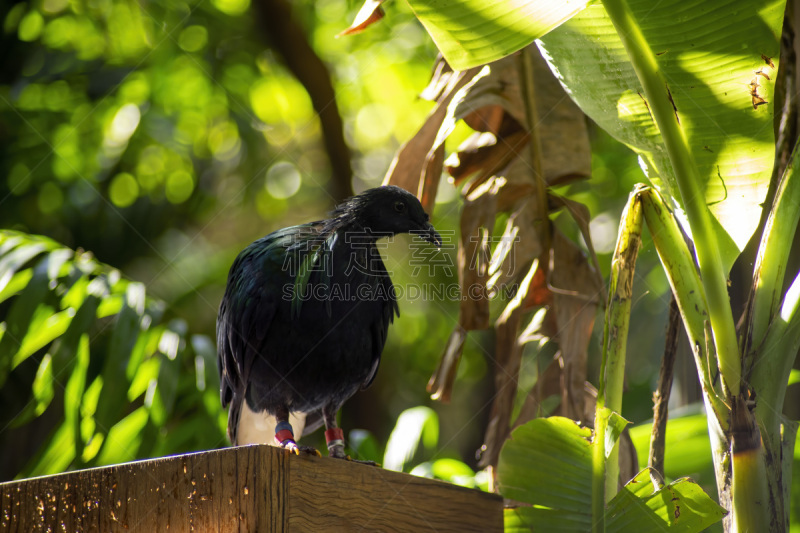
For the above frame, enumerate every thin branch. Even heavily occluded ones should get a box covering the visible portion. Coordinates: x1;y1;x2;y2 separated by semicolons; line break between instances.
253;0;353;203
648;295;679;479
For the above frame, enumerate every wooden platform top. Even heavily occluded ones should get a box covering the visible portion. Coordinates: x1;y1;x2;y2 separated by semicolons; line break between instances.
0;444;503;532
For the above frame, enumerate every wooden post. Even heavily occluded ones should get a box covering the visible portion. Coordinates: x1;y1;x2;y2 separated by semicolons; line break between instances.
0;445;503;532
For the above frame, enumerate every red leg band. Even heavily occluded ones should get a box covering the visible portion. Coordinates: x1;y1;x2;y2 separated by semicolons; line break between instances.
325;428;344;443
275;429;295;445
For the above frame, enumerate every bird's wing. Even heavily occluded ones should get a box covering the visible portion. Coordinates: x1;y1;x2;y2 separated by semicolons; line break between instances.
361;251;399;390
217;224;319;442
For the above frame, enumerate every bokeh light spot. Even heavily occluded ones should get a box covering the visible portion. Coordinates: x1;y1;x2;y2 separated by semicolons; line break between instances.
107;104;141;146
208;121;240;160
250;75;313;125
165;170;195;204
178;25;208;52
211;0;250;16
8;163;32;195
42;0;69;15
354;103;395;148
119;74;150;104
38;182;64;214
18;11;44;42
109;173;139;207
266;162;301;199
589;213;619;254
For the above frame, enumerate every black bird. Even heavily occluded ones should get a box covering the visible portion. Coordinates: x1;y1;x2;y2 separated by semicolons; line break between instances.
217;185;441;458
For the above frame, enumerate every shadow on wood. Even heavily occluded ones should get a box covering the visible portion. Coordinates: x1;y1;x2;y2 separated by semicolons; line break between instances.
0;444;503;532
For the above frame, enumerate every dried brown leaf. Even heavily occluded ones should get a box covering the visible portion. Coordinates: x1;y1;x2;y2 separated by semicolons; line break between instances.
479;259;540;468
487;198;543;292
457;177;501;331
548;231;602;422
549;194;604;298
521;265;551;310
447;130;529;193
420;55;454;102
462;105;505;135
383;67;480;199
426;178;500;402
419;144;444;214
450;45;591;186
337;0;386;37
427;325;467;403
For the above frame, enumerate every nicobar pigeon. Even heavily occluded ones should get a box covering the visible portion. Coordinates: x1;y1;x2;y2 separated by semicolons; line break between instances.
217;185;442;459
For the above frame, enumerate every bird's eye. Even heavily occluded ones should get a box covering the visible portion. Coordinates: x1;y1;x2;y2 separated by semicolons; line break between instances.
394;201;406;213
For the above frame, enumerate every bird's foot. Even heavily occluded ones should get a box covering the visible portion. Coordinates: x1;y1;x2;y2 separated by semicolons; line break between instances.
276;437;321;457
327;444;348;459
298;445;322;457
275;421;321;456
325;428;347;459
328;449;380;466
324;428;379;466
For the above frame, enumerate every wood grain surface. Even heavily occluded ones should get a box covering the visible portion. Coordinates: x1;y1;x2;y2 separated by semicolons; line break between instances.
0;445;502;532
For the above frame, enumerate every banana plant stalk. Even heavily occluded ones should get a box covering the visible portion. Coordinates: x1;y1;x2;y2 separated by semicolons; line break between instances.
592;188;642;532
599;0;741;397
745;138;800;530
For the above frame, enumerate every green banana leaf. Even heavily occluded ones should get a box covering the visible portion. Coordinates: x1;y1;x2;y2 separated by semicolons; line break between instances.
407;0;784;272
498;417;725;532
404;0;593;70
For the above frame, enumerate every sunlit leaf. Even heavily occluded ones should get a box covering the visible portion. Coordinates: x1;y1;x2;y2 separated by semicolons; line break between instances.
31;353;54;416
497;417;592;521
0;268;33;305
405;0;593;70
93;283;145;441
383;406;439;471
348;429;383;464
598;407;630;459
605;469;726;532
0;257;51;384
12;307;74;368
538;0;784;271
628;408;715;483
94;407;149;466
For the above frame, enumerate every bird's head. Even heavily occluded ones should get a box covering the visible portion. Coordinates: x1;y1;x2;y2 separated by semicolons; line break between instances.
334;185;442;248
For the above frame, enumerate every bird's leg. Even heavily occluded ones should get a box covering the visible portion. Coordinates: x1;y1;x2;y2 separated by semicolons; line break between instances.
273;405;299;453
322;405;347;459
322;405;377;465
274;405;320;456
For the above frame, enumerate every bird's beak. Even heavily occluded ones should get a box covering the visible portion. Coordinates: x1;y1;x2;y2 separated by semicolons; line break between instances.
421;222;442;249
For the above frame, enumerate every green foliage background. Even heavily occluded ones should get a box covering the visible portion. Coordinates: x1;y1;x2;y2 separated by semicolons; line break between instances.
0;0;738;501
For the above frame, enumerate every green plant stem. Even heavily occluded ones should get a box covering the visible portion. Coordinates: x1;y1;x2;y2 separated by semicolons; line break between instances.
730;395;771;531
639;188;728;422
516;47;551;255
600;0;741;396
749;138;800;395
592;409;608;533
593;188;642;532
746;139;800;531
744;139;800;359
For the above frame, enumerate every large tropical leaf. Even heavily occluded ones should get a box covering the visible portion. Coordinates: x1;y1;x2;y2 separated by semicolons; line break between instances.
498;417;725;532
403;0;593;70
407;0;784;272
538;0;784;272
